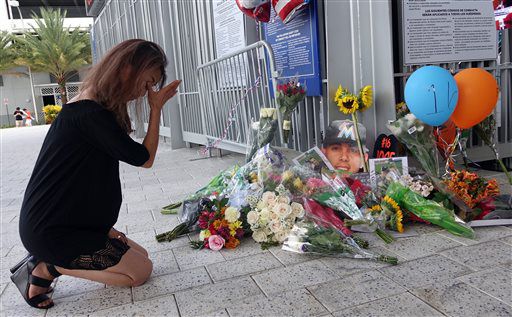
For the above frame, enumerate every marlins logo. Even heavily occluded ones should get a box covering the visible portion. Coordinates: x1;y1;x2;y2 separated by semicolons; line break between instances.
336;123;356;141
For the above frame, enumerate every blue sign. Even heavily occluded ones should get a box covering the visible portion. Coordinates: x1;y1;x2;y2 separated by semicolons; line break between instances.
264;1;322;97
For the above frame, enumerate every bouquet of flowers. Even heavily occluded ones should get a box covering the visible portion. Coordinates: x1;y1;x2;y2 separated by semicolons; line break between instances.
190;197;246;250
276;78;306;143
283;222;397;264
227;145;287;208
385;182;475;239
246;108;278;162
387;113;440;178
283;198;398;264
246;185;304;249
281;166;394;243
156;166;238;242
442;170;500;221
444;170;500;209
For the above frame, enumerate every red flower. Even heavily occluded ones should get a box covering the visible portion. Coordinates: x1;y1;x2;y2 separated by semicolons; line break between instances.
303;198;352;236
235;228;244;239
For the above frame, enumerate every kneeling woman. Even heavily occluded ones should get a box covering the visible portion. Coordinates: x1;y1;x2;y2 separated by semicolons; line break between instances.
11;39;181;309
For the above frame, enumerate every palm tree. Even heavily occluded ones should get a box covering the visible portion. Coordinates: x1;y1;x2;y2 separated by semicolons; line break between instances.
15;8;91;104
0;31;18;74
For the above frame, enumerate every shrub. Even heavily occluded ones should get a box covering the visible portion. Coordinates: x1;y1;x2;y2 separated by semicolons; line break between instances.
42;105;62;124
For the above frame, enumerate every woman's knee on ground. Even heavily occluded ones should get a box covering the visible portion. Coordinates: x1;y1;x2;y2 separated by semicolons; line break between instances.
126;238;149;258
130;257;152;286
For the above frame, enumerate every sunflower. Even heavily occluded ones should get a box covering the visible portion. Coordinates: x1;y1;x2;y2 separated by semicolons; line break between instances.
334;85;344;103
381;195;400;214
359;85;373;110
369;204;382;216
337;95;359;114
388;209;404;233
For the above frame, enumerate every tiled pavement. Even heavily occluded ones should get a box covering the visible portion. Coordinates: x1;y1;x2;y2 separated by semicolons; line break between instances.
1;125;511;317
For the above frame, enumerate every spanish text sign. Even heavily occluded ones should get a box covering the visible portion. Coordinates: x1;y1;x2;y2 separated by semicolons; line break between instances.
264;1;322;96
403;0;497;64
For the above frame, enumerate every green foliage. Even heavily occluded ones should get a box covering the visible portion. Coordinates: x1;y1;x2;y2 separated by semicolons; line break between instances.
0;31;18;73
14;8;91;104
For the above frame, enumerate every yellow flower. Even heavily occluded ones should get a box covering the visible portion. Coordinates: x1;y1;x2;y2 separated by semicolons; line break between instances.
293;177;304;191
370;205;382;212
396;210;404;233
282;170;293;182
249;171;258;183
199;229;211;240
334;85;344;103
229;220;242;236
382;195;400;214
337;95;359;114
359;85;373;110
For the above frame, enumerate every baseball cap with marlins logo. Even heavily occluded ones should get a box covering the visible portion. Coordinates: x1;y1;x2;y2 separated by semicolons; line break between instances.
322;120;369;152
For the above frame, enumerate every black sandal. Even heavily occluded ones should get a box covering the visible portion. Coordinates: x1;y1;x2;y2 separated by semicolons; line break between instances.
10;257;59;309
9;255;55;294
9;254;31;274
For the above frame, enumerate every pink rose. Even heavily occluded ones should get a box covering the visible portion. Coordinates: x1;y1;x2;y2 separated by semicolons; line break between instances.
208;235;225;251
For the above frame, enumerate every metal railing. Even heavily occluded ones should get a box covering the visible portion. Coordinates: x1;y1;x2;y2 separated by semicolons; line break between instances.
194;41;279;154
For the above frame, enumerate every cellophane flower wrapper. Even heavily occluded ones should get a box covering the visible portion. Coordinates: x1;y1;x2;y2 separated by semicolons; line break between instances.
282;220;398;264
387;113;440;178
314;172;365;220
386;182;475;239
226;144;288;208
246;108;278;162
179;165;238;222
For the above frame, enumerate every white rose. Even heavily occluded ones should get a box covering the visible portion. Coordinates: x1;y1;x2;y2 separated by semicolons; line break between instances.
277;195;290;205
283;120;291;130
262;192;277;207
269;211;279;222
256;200;266;210
224;207;240;222
274;230;289;243
252;230;267;243
266;108;276;119
273;203;292;219
270;220;283;233
251;121;260;130
247;210;259;225
290;202;304;218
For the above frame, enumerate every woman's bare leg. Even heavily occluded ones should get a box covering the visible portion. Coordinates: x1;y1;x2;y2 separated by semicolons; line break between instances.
125;237;149;258
55;248;152;287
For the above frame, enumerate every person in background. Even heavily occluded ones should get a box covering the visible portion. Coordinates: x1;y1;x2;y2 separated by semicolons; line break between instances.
22;108;33;127
10;39;181;309
13;107;24;127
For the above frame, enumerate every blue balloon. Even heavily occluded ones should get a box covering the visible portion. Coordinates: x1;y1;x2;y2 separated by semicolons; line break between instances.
404;66;458;126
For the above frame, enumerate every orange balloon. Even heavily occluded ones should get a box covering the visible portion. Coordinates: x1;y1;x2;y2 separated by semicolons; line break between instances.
451;68;499;129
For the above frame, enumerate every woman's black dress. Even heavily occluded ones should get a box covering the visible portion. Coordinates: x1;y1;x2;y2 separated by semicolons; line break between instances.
19;100;149;269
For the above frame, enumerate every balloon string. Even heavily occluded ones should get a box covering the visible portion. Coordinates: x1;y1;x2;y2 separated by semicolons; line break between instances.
440;127;461;178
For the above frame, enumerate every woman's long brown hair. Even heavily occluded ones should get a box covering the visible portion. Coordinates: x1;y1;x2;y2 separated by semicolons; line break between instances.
80;39;167;132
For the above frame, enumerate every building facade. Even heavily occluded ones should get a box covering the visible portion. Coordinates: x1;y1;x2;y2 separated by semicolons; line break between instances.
0;0;93;126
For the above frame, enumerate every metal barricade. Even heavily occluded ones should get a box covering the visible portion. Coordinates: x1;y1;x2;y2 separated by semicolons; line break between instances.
196;41;281;154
